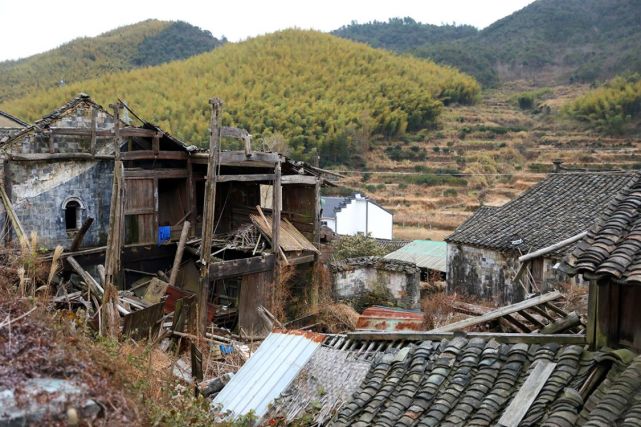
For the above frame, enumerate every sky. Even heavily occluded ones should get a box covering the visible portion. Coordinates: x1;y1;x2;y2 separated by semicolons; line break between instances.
0;0;536;61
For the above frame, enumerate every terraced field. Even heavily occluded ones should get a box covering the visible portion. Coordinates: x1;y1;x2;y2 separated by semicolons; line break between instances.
335;83;641;240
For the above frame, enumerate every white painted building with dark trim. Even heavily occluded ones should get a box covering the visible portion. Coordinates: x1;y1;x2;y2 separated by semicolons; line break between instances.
321;194;393;240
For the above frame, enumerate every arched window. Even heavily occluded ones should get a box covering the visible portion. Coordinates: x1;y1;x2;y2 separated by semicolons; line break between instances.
64;200;81;231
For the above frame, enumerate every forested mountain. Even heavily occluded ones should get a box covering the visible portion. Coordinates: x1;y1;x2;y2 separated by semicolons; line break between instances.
332;17;477;52
0;20;223;102
335;0;641;86
0;30;479;167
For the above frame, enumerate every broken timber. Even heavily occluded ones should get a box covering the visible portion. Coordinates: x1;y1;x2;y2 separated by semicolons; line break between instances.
198;98;222;336
0;184;29;248
430;291;563;333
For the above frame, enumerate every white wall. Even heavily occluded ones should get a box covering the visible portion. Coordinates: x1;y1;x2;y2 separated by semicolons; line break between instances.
334;195;393;240
366;201;393;240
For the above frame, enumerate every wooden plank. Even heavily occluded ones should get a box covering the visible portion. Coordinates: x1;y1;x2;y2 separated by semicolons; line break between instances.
517;309;546;328
586;281;598;350
47;126;159;138
503;314;531;333
272;162;282;289
0;184;28;247
497;360;557;427
48;131;54;154
429;291;562;333
10;153;114;161
529;305;556;322
152;135;160;155
314;178;321;249
288;254;316;266
346;331;586;345
187;158;197;237
542;302;570;318
209;255;275;280
539;312;581;334
122;301;165;340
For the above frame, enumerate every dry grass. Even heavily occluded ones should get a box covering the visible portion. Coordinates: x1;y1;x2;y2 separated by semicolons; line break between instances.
318;303;359;333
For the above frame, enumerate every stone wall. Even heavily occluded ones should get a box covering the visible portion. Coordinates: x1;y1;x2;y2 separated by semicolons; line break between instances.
447;243;575;305
331;257;420;308
8;160;113;249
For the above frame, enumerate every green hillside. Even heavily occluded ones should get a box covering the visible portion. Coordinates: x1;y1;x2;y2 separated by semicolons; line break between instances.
335;0;641;86
0;20;223;103
332;17;477;52
565;73;641;134
0;30;479;167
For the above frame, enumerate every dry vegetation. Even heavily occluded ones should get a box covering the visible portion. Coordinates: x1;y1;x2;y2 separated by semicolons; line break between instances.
338;82;641;240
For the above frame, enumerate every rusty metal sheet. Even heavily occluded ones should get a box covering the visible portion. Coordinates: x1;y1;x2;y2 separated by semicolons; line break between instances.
356;306;424;332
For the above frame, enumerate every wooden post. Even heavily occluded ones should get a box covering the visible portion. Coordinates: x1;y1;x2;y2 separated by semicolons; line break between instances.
314;177;321;249
169;221;191;287
272;162;281;289
101;103;125;338
198;98;222;336
187;157;197;237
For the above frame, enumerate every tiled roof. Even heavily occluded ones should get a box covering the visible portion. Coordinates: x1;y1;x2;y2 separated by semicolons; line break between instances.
446;172;640;254
330;337;640;427
330;256;419;274
321;196;351;219
0;111;28;127
569;177;641;284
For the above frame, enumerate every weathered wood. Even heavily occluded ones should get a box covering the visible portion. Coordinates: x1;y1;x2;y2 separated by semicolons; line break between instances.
70;217;94;252
517;309;546;328
187;158;197;237
272;162;282;274
281;175;318;185
430;291;562;333
498;360;557;427
47;126;159;138
503;314;531;333
122;301;165;340
192;151;280;165
518;231;589;262
216;174;274;182
0;184;29;248
209;255;275;280
529;305;556;322
314;178;321;249
198;98;222;336
542;301;570;318
152;135;160;155
67;256;104;297
48;131;55;154
121;151;187;161
288;254;316;266
539;311;581;334
125;168;189;179
169;221;191;287
346;331;586;345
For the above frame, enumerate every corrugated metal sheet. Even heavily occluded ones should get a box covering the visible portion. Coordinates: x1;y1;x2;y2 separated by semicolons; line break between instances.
212;330;323;420
356;306;424;331
384;240;447;272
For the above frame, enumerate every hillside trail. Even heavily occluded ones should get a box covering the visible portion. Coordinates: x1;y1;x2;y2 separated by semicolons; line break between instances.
340;83;641;241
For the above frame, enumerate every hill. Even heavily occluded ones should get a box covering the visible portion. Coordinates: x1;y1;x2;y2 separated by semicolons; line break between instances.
332;17;477;52
0;30;480;166
0;20;223;103
335;0;641;86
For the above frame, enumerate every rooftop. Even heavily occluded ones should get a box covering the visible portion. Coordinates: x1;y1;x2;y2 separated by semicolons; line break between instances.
446;172;640;255
384;240;447;272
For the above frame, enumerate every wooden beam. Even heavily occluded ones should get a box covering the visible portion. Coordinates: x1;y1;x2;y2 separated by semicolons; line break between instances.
288;254;316;265
346;331;586;345
152;135;160;155
539;312;581;334
169;221;190;287
517;309;546;328
47;126;160;138
429;291;562;333
518;231;588;262
503;314;531;333
187;158;197;237
314;178;321;249
70;217;94;252
0;184;28;248
217;174;274;182
209;255;275;280
121;151;187;161
199;98;222;336
124;168;189;179
191;151;280;165
497;360;557;427
281;175;318;185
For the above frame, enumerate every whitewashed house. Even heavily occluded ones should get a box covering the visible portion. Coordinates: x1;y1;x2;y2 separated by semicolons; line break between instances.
321;194;393;240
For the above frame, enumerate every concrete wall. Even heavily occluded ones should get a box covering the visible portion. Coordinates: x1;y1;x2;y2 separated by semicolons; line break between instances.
8;160;113;249
333;266;420;308
447;243;577;305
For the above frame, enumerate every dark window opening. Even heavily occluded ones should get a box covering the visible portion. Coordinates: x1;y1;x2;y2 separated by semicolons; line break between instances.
65;201;81;230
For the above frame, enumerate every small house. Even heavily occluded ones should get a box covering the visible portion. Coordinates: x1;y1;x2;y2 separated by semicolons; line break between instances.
446;172;639;304
321;193;393;240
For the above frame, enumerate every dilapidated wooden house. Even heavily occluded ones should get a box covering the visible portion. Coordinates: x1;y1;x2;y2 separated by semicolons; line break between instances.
565;175;641;352
446;172;639;304
0;94;328;334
